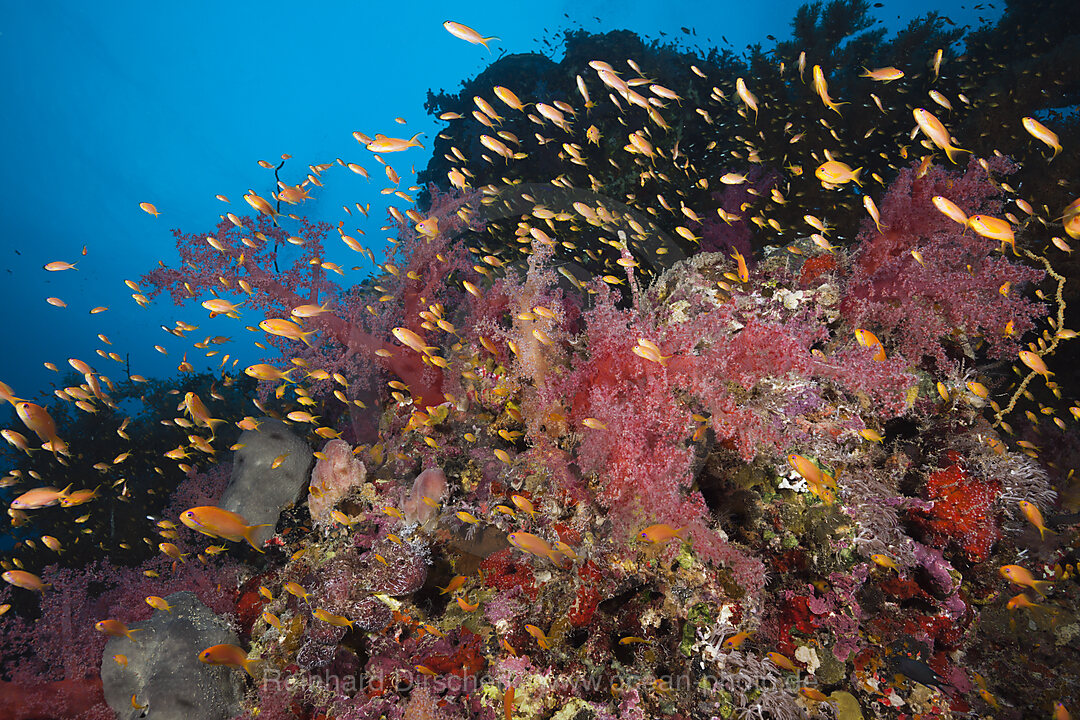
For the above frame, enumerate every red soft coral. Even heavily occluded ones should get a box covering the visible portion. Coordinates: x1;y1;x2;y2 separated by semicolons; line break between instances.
910;454;1001;562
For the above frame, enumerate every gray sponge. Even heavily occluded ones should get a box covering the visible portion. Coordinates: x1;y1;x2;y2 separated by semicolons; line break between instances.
100;592;243;720
220;417;312;546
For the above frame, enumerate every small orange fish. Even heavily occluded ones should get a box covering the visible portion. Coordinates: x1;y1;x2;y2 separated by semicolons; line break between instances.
860;66;904;82
731;248;749;282
139;202;160;217
312;608;353;628
95;619;140;641
1019;350;1053;379
767;651;799;672
510;494;537;518
854;328;886;361
811;65;844;115
619;636;651;645
285;582;311;602
366;133;425;153
15;402;65;453
199;643;259;676
999;564;1053;597
145;596;172;613
638;523;688;544
722;630;754;649
787;454;825;486
438;575;467;595
815;160;862;186
1021;117;1062;159
967;214;1015;252
1005;592;1044;611
2;570;49;592
504;686;515;720
507;532;557;561
1018;500;1055;541
913;108;969;164
799;687;835;704
524;624;550;649
180;506;272;552
10;485;72;510
260;318;316;346
457;595;480;612
871;554;898;571
932;195;968;225
443;21;499;51
455;510;480;525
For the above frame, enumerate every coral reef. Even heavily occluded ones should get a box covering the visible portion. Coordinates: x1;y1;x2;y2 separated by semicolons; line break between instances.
2;3;1080;720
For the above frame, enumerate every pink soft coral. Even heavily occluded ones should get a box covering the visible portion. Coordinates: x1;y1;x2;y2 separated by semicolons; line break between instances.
842;156;1044;369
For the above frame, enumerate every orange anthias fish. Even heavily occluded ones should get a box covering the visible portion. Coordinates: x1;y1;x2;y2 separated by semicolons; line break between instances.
638;523;688;544
199;643;259;677
1021;116;1062;159
95;619;141;641
183;392;226;434
260;318;317;346
722;630;754;649
443;21;499;51
365;133;425;153
787;453;825;486
854;328;886;361
180;506;272;552
912;108;969;164
815;160;862;186
10;485;72;510
1019;350;1053;379
731;248;750;282
15;402;66;454
1018;500;1055;541
524;623;550;649
811;65;845;115
999;564;1053;597
2;570;49;592
860;66;904;82
507;531;558;560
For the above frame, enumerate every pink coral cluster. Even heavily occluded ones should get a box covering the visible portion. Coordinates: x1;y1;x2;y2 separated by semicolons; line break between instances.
308;439;367;526
843;157;1045;368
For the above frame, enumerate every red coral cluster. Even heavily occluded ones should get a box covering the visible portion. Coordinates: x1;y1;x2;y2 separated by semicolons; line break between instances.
568;560;604;627
799;253;838;287
419;629;486;680
479;549;537;594
910;454;1001;562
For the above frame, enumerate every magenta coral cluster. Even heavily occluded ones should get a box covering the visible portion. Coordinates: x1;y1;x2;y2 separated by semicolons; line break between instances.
843;156;1045;368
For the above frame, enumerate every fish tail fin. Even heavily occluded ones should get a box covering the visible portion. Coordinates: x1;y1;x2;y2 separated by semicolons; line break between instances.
243;657;261;678
1032;579;1053;597
852;167;863;186
675;526;690;539
944;144;970;164
243;524;274;552
409;132;426;149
